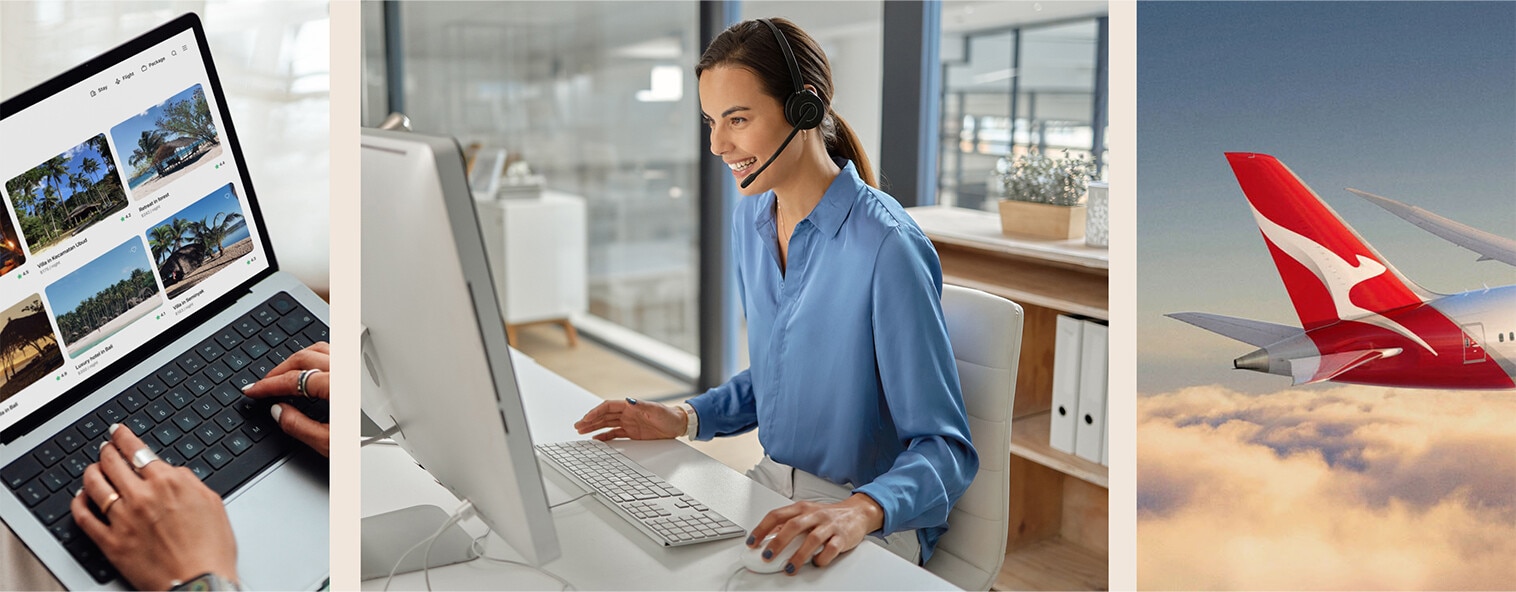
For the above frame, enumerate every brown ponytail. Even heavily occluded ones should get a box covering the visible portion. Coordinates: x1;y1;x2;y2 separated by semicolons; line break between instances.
822;109;876;188
697;18;878;189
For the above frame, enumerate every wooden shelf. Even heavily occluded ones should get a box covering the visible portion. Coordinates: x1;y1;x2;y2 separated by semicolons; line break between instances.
907;205;1109;271
908;206;1108;321
995;536;1109;591
1011;411;1108;488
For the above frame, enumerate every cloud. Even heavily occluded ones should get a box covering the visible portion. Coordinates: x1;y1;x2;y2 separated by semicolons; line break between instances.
1138;385;1516;590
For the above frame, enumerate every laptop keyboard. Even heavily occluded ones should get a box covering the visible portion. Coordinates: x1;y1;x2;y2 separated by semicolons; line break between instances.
1;291;327;584
536;440;746;547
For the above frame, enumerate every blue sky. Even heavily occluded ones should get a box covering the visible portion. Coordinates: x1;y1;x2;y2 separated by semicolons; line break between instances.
1137;1;1516;393
9;134;117;211
150;183;243;233
47;237;154;317
108;84;207;159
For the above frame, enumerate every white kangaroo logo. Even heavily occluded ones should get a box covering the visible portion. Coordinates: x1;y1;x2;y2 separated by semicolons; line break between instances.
1250;204;1436;355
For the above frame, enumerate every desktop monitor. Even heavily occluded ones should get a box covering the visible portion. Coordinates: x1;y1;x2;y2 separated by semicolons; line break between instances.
359;128;560;566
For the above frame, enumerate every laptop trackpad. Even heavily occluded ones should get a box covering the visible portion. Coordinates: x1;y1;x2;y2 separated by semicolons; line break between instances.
225;448;329;590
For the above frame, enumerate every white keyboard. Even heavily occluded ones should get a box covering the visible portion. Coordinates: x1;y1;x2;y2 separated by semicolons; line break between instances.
536;440;746;546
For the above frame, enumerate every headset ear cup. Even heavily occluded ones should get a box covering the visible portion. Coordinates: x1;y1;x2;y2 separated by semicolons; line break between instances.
786;89;826;130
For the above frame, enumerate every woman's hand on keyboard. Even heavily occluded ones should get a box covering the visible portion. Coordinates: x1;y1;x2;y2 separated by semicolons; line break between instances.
72;425;239;591
573;398;685;441
242;342;330;457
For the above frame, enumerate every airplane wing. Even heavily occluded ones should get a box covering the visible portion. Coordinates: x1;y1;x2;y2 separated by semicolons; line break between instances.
1166;312;1301;347
1348;188;1516;267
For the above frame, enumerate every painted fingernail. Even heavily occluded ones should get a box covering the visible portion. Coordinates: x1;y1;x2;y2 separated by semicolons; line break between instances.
784;563;795;574
746;535;755;546
75;488;83;498
107;423;120;435
98;441;109;451
762;549;773;560
240;382;255;392
625;397;639;405
270;404;283;422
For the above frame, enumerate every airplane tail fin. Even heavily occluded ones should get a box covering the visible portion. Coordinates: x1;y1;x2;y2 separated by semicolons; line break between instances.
1224;153;1431;331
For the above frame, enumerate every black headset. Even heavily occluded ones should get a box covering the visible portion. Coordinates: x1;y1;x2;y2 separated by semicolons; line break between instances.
740;18;825;188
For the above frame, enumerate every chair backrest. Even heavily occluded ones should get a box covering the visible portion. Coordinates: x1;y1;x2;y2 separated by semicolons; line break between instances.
926;285;1023;591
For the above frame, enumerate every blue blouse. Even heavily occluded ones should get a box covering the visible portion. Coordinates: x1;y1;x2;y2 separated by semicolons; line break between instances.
687;159;977;563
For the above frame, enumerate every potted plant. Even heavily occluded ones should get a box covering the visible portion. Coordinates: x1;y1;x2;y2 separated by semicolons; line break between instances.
995;149;1097;240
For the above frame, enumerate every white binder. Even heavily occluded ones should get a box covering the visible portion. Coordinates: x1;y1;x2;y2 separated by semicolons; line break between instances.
1075;320;1108;464
1049;315;1083;454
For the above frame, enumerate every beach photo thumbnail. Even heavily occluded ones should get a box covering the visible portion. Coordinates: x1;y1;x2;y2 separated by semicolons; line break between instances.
45;237;163;358
147;183;251;299
109;84;223;199
0;205;24;278
0;294;64;402
4;134;130;257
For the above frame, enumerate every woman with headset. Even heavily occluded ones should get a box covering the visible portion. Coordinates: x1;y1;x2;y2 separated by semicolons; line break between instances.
574;17;976;575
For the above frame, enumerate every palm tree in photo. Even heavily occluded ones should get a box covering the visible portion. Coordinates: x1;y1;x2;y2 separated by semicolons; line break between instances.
40;156;70;230
130;130;167;176
149;224;182;264
193;212;244;259
41;185;62;236
80;157;102;197
172;218;195;248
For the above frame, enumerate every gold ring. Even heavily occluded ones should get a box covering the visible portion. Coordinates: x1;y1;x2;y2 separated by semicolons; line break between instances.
100;492;122;516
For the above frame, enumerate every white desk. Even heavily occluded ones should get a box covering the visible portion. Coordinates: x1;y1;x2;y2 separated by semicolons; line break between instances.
361;352;957;590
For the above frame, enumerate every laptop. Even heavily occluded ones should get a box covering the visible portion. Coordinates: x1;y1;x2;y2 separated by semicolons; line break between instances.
0;13;328;590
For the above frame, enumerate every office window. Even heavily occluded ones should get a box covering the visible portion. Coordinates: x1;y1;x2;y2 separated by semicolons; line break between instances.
366;1;704;385
937;2;1107;212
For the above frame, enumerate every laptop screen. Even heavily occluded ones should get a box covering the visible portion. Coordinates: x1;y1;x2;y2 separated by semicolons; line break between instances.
0;16;272;435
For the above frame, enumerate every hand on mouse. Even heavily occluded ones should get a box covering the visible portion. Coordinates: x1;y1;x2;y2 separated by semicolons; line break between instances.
572;398;685;441
744;493;884;575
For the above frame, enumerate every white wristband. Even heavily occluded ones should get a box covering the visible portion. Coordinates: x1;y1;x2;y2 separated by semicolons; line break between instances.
677;403;699;439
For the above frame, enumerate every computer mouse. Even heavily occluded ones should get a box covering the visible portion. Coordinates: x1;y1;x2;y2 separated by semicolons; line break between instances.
739;533;819;574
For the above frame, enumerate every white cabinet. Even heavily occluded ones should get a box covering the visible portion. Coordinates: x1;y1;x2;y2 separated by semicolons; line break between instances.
473;191;587;345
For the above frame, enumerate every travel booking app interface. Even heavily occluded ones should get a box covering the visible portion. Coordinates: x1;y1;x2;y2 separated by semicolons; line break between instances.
0;29;269;433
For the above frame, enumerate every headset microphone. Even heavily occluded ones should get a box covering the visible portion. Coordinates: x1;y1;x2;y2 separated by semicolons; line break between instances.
740;125;802;189
740;19;825;190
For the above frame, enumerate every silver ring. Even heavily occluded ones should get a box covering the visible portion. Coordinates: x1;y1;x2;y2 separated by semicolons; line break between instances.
297;369;320;399
130;447;162;471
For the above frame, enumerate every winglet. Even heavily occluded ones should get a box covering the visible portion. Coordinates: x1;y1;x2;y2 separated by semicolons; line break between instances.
1348;187;1516;268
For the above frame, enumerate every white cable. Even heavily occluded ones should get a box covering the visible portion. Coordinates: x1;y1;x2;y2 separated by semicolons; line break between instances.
361;424;403;447
549;491;593;509
462;491;590;592
468;532;577;591
383;501;473;592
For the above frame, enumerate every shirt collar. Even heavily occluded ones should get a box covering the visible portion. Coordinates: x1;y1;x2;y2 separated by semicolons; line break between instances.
755;158;861;239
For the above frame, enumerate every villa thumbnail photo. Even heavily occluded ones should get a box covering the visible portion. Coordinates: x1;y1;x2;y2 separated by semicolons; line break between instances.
110;84;222;199
0;294;64;402
148;183;251;299
0;207;24;278
4;134;129;257
45;238;163;358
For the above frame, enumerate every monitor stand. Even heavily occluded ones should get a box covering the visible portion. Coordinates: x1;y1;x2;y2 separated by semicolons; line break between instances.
360;505;479;581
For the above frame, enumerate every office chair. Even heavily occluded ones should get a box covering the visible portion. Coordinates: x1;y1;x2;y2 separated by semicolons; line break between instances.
925;285;1023;591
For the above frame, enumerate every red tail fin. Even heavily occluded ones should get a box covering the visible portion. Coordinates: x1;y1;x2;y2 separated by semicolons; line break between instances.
1224;153;1427;331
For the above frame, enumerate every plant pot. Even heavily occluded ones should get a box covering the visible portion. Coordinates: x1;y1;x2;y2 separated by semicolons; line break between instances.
998;200;1086;240
1085;181;1109;247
